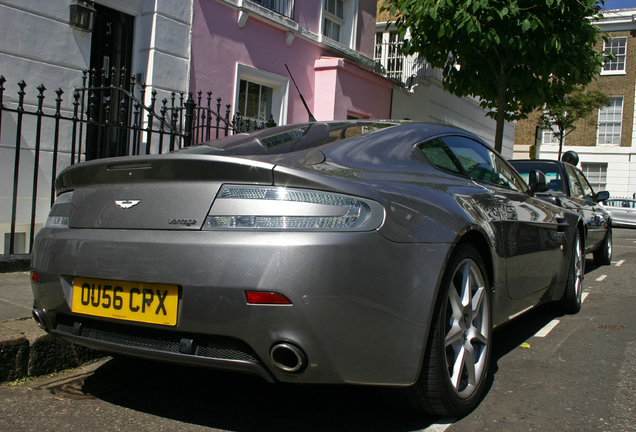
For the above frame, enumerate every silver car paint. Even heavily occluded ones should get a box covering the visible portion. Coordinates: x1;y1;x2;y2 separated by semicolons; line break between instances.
31;122;580;386
603;199;636;228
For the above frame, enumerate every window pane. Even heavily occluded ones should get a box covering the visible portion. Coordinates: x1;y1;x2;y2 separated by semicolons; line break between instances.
542;129;559;145
325;0;344;18
324;18;340;41
603;38;627;72
418;139;462;174
246;82;260;118
581;163;607;192
238;79;274;122
574;168;595;200
598;97;623;145
259;85;273;120
238;79;247;115
566;166;584;198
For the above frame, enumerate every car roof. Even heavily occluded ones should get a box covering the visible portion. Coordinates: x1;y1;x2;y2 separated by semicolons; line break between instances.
184;121;488;156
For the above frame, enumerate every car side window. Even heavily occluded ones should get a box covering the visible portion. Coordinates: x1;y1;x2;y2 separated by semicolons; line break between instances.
572;168;596;202
432;135;525;192
438;136;495;182
418;138;463;174
492;156;527;192
565;166;584;198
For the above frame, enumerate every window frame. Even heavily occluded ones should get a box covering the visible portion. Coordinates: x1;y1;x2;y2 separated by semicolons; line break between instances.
602;37;627;75
234;64;289;128
374;31;405;82
321;0;358;49
597;96;623;145
541;128;560;146
581;162;608;193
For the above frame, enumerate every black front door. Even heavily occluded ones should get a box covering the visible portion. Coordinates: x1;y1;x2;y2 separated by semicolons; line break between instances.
87;4;134;160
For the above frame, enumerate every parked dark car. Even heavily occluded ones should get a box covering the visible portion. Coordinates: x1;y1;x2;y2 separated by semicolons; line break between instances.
601;198;636;228
31;121;584;417
510;157;612;265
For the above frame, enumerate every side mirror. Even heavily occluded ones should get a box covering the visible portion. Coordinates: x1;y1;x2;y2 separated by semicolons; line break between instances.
596;190;610;202
528;170;548;194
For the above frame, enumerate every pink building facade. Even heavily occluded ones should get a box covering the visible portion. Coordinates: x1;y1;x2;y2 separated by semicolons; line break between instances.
190;0;393;126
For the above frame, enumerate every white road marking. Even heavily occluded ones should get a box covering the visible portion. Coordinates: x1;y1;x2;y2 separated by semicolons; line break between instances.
582;292;590;303
535;319;560;338
596;274;607;281
615;259;625;267
419;418;456;432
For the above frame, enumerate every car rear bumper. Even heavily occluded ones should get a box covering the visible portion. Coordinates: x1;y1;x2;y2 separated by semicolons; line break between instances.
31;228;451;386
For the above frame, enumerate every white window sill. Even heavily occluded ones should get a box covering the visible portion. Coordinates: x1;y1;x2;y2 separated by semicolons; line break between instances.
600;70;627;76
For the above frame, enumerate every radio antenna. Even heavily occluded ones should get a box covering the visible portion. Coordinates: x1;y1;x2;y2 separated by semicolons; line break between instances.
285;64;316;122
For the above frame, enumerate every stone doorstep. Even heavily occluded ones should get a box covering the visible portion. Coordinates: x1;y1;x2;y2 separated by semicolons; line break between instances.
0;318;104;383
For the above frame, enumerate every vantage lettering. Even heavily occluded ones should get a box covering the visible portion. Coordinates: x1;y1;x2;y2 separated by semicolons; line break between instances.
168;218;198;227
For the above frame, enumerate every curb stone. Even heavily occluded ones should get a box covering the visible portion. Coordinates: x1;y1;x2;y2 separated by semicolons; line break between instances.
0;255;31;273
0;318;104;383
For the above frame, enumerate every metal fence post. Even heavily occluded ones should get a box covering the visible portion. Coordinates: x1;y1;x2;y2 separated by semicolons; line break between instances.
184;93;196;148
9;81;27;255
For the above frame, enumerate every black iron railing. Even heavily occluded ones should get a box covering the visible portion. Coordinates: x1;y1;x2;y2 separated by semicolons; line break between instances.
0;68;275;255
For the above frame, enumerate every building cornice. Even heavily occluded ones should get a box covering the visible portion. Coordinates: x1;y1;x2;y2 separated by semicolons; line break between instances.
596;8;636;31
217;0;379;72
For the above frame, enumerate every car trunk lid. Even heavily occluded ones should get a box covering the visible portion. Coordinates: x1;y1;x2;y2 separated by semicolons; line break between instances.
56;154;274;230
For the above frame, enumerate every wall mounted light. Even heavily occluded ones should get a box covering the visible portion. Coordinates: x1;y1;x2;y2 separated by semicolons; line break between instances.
70;0;96;32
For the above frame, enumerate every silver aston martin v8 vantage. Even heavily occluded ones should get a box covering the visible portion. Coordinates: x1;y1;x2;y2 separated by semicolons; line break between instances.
31;121;584;416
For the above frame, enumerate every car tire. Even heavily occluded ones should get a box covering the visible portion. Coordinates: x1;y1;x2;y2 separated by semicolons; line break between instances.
395;244;492;417
593;227;612;266
559;230;584;314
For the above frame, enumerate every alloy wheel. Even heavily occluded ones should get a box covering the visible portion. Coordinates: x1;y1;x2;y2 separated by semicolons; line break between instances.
444;258;490;398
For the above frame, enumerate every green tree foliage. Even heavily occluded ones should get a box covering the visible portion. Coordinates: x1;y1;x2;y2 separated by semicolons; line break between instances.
539;88;610;159
381;0;607;153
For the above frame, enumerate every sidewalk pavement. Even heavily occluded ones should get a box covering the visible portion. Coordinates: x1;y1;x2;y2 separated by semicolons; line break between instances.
0;255;103;383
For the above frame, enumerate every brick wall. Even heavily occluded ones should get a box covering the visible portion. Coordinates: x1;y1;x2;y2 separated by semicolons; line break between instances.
514;30;636;155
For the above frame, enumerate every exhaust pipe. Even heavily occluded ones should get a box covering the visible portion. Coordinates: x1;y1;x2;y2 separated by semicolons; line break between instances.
32;309;46;330
270;342;307;373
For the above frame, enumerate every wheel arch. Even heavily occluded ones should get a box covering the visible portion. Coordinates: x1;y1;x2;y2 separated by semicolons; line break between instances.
417;228;494;371
404;228;495;416
577;219;586;253
454;230;494;291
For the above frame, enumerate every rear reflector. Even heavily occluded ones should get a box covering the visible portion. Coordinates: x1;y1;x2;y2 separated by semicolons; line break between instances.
245;291;292;305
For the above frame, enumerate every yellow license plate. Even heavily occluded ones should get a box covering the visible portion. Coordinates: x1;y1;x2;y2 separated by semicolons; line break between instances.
72;277;179;326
